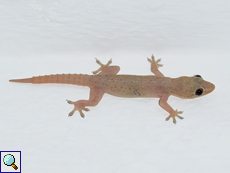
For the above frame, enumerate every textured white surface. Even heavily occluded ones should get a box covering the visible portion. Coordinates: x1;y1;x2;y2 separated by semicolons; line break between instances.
0;0;230;172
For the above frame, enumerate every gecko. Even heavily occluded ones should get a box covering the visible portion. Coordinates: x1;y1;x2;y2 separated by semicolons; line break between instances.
9;55;215;124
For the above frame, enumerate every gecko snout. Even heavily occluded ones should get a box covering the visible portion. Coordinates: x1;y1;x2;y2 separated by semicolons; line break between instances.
208;82;215;93
202;81;215;95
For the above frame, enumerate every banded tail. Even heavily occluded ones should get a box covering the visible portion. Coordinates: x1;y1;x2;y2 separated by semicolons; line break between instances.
9;74;90;86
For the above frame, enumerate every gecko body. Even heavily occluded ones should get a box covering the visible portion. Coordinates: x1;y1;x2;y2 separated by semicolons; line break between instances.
10;55;215;123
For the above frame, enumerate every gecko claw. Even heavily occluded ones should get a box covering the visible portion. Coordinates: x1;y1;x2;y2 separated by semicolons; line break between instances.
165;110;184;124
92;58;113;75
67;100;90;118
147;55;163;68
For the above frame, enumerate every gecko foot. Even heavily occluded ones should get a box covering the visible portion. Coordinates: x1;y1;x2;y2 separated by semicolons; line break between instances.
147;54;163;68
165;109;184;124
92;58;112;75
66;100;90;118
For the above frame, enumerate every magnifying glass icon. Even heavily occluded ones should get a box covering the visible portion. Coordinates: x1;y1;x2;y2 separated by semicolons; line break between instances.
3;154;18;170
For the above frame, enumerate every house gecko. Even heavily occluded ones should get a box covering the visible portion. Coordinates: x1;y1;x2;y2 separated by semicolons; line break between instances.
9;55;215;124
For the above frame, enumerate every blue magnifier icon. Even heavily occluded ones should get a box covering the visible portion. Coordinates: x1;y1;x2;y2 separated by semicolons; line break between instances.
3;154;18;170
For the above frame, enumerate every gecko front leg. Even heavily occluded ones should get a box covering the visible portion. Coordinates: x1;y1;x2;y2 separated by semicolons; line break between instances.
159;95;184;124
147;55;164;77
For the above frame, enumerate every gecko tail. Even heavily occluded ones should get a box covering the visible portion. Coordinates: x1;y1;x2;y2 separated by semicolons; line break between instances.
9;74;90;86
9;78;33;83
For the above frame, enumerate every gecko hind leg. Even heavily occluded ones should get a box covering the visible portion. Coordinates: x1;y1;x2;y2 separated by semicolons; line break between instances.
92;58;120;75
66;87;104;118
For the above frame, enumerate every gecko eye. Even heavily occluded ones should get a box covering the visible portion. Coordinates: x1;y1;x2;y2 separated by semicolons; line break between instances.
194;75;202;78
195;88;203;96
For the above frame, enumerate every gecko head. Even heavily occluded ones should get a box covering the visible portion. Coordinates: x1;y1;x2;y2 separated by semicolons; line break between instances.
172;75;215;99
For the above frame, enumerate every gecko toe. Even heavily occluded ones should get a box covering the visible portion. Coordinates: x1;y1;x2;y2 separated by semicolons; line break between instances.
173;118;177;124
92;69;101;75
83;107;90;111
147;57;152;63
106;58;112;66
66;100;74;104
176;115;184;119
165;116;171;121
68;111;74;117
79;110;85;118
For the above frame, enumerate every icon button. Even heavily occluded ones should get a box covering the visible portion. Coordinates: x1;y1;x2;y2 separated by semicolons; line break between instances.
1;151;21;173
3;154;18;170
